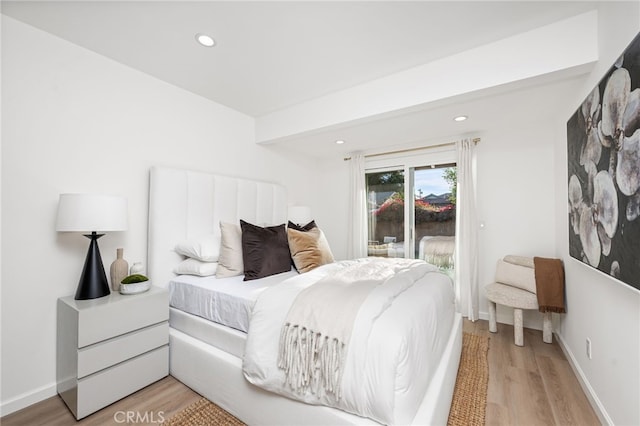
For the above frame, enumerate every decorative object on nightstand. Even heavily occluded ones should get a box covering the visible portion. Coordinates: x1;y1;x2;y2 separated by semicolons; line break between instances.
130;261;144;275
109;248;128;292
57;286;169;419
56;194;128;300
119;273;151;295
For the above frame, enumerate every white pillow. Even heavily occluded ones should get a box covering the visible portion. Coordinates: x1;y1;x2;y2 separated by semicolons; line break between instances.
175;234;220;262
174;258;218;277
216;222;244;278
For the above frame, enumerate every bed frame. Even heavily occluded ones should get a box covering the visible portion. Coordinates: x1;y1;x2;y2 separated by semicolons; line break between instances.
148;166;462;425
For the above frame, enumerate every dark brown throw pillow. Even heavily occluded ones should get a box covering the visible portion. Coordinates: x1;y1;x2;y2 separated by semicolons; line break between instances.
287;220;317;232
240;220;291;281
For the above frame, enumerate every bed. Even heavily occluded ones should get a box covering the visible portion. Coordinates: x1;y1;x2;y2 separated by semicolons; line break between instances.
147;166;462;425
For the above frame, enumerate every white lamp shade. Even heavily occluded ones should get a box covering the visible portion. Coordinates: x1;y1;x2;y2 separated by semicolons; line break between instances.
288;205;312;225
56;194;128;232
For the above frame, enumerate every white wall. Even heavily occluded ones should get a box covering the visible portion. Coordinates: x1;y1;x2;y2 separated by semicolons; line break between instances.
311;157;350;262
475;121;559;327
0;16;317;414
553;3;640;425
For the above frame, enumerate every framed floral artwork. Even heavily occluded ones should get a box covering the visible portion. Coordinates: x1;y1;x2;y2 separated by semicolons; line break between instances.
567;31;640;291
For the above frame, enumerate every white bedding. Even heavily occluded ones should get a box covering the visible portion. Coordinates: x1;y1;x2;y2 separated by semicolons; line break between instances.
243;258;456;425
169;270;298;332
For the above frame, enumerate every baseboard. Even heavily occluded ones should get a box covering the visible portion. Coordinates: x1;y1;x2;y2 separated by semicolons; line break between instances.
555;332;612;425
0;382;57;417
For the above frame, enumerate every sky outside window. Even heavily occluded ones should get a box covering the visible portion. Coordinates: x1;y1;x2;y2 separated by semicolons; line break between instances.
414;168;452;198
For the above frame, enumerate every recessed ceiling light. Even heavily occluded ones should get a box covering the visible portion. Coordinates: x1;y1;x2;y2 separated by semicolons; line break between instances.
453;115;468;122
335;140;345;145
195;33;215;47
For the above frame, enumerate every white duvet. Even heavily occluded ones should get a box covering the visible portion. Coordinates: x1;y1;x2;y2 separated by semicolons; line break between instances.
242;258;456;425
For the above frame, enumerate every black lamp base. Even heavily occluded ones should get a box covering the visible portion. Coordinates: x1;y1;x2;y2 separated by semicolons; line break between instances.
75;232;111;300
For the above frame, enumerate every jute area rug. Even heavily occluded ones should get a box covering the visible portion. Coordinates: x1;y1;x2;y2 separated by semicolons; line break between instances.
446;332;489;426
162;332;489;426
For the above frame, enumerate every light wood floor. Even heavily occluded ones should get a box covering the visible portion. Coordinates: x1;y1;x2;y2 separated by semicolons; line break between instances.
464;320;599;426
0;375;201;426
2;320;599;426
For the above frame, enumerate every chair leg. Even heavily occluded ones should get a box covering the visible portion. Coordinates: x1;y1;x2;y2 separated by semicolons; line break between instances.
488;301;497;333
543;311;552;344
514;308;524;346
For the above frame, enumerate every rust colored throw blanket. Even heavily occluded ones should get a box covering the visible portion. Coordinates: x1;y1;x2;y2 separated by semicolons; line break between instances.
533;257;566;313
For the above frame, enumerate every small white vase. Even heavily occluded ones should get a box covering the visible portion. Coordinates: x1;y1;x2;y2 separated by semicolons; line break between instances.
130;262;144;275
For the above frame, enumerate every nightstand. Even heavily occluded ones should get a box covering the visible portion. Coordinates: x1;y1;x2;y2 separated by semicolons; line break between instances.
56;286;169;419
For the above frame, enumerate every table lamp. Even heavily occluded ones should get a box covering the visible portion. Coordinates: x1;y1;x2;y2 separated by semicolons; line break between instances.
56;194;128;300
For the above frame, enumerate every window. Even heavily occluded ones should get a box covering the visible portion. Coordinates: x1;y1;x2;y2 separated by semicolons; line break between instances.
364;147;456;273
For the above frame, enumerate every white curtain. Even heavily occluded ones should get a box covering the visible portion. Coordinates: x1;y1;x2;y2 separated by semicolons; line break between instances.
454;139;479;321
348;152;368;259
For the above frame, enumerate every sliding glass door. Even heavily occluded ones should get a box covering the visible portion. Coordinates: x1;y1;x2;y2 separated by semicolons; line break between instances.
365;149;456;273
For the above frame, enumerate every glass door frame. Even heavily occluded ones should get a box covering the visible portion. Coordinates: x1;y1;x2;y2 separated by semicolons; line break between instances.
365;146;456;259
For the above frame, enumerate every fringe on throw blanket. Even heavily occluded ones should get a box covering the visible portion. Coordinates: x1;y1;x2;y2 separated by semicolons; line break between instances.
276;258;431;402
278;324;345;399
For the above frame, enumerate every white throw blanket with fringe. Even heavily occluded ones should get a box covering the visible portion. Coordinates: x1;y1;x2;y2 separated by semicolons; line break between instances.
243;257;454;424
277;257;426;400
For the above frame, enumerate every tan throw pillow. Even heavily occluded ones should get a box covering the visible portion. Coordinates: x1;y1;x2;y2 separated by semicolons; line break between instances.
287;227;334;273
216;222;244;278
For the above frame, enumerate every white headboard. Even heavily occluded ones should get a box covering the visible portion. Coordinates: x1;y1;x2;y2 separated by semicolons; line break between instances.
147;167;288;288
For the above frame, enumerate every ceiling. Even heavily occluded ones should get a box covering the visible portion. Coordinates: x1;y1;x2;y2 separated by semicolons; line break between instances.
1;1;598;158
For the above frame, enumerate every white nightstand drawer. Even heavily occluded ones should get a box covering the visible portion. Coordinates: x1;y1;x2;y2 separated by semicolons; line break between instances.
75;287;169;347
77;322;169;378
76;345;169;419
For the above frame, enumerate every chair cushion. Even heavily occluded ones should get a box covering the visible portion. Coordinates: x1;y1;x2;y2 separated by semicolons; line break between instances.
495;259;536;293
503;255;535;268
485;282;539;310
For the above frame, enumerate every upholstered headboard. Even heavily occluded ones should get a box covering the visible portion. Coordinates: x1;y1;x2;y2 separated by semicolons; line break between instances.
147;167;288;288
